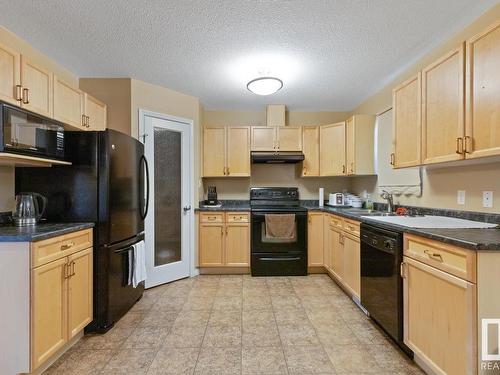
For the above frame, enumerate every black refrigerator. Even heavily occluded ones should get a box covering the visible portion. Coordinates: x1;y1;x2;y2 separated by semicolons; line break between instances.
16;129;149;332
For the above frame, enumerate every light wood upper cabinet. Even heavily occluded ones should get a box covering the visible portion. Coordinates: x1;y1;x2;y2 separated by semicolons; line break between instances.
67;248;93;339
203;126;250;177
342;233;360;298
320;122;346;176
203;126;226;177
277;126;302;151
0;42;21;105
227;126;250;176
54;76;85;129
307;212;324;267
346;115;375;175
422;45;465;164
403;256;475;375
20;56;53;118
31;257;68;370
302;126;320;176
392;74;421;168
251;126;276;151
465;21;500;159
84;94;106;131
225;223;250;267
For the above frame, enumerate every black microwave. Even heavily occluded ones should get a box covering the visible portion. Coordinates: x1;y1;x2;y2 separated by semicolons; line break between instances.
0;103;65;160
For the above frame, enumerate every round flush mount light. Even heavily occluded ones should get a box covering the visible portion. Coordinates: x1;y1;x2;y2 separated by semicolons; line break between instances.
247;77;283;96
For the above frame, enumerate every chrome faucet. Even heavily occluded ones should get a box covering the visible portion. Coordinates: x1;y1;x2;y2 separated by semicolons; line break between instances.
381;190;395;213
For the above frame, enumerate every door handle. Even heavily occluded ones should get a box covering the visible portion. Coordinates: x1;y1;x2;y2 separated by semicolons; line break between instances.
183;205;192;212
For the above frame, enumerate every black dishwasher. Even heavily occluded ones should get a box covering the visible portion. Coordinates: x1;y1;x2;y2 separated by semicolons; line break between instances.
360;223;412;356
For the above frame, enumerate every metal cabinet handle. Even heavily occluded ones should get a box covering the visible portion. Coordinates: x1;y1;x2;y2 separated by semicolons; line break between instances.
400;262;406;278
82;114;86;127
456;137;464;154
61;242;75;251
464;136;471;154
390;153;395;166
227;167;230;175
86;115;91;128
64;263;70;279
15;85;23;101
71;261;76;276
342;165;346;174
22;88;30;104
424;249;443;262
350;162;354;173
208;217;217;221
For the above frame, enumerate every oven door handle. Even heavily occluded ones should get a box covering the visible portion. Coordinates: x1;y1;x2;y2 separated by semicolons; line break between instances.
259;257;302;261
251;212;306;218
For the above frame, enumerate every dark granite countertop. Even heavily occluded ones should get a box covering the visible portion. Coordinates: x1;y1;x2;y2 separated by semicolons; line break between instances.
0;222;94;242
196;200;500;250
196;200;250;212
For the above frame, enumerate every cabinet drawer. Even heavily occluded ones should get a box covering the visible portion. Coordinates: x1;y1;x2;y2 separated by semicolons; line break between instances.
343;219;360;237
226;212;249;223
329;214;343;229
404;234;476;283
200;212;225;223
32;229;93;268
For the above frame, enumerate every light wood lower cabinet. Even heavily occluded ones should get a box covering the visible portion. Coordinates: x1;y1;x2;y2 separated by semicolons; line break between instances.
322;213;361;299
402;255;475;375
31;230;93;371
31;257;68;370
307;212;324;266
198;212;250;267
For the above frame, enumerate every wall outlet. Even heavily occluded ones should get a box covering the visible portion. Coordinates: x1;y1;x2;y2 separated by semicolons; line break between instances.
483;191;493;208
457;190;466;205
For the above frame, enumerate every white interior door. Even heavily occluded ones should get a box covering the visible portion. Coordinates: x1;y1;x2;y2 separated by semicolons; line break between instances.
143;114;193;288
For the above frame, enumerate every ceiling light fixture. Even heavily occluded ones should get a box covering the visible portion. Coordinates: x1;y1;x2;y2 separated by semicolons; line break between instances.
247;77;283;96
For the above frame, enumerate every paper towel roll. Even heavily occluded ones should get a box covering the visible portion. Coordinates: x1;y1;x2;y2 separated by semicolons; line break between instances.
319;188;324;207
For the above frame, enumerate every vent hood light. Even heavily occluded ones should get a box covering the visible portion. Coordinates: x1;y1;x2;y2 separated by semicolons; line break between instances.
247;77;283;96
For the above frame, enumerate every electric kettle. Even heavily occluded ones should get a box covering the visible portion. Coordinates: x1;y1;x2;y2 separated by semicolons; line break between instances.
13;193;47;226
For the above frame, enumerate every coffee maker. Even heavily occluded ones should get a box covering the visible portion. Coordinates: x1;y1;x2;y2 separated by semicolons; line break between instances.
204;186;220;206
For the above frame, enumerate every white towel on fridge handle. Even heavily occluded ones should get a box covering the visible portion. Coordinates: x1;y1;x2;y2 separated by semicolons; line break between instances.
131;240;147;288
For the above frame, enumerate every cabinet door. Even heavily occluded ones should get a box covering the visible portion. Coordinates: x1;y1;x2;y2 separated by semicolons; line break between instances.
0;42;21;106
199;224;225;266
403;256;475;375
323;215;331;271
342;234;360;298
31;258;68;370
251;126;276;151
330;227;343;280
67;248;93;339
227;126;250;176
320;122;346;176
302;126;320;176
392;74;421;168
465;21;500;159
85;94;106;131
278;126;302;151
203;126;226;177
54;77;84;129
307;212;323;266
225;223;249;266
20;56;53;118
346;117;355;175
422;45;465;164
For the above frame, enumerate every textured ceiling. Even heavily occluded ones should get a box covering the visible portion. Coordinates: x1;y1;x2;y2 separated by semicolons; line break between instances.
0;0;496;110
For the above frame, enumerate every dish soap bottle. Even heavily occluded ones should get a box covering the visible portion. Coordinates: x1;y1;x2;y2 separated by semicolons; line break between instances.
365;194;374;211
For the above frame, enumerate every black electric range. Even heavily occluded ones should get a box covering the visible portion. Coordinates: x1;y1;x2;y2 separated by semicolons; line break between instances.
250;187;307;276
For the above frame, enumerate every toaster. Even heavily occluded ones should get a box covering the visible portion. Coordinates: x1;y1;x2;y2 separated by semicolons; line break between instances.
328;193;346;206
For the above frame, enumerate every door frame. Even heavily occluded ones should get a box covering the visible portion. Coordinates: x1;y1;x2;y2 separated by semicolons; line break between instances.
138;109;197;285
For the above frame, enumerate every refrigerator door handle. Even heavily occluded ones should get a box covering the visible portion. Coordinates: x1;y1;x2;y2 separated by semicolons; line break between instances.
140;155;150;220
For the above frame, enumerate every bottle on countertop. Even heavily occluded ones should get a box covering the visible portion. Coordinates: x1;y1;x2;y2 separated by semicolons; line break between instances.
365;194;374;210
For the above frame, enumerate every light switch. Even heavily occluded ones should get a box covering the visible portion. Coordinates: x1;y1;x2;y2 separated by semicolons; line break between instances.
457;190;465;205
483;191;493;208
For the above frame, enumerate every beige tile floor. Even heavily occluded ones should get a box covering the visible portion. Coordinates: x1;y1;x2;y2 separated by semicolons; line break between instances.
45;274;425;375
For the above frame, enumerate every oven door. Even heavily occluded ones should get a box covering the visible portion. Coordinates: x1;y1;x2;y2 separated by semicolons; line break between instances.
251;210;307;254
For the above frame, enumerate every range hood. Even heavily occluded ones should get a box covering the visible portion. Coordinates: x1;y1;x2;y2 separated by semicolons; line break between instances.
251;151;305;164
